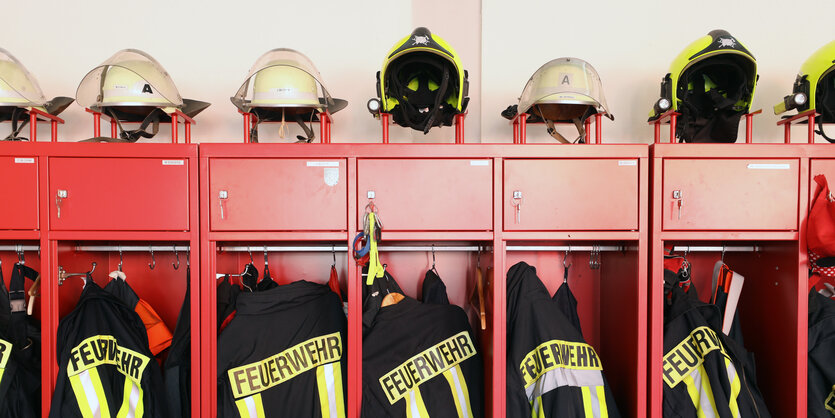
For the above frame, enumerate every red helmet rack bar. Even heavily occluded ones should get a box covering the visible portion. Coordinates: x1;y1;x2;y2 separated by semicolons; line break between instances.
240;111;333;144
650;109;761;143
510;113;604;144
378;112;466;144
9;107;65;142
85;108;195;144
777;109;820;143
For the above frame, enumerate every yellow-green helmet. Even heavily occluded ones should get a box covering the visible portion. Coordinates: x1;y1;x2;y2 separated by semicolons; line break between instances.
648;30;757;143
773;40;835;141
76;49;209;141
0;47;74;140
375;27;469;134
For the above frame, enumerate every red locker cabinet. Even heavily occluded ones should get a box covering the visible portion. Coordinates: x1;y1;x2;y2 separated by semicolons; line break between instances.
42;143;201;418
498;145;649;418
0;154;40;230
650;144;808;418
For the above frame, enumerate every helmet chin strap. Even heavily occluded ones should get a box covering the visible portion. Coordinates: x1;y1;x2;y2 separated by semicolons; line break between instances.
4;108;30;141
108;108;161;142
539;107;586;143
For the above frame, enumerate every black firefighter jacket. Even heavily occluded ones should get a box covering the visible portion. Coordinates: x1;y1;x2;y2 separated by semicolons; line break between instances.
662;284;770;418
808;290;835;417
49;279;168;418
217;280;347;417
506;261;620;418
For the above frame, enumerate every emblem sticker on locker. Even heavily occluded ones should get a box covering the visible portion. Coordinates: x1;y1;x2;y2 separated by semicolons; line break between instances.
470;160;489;166
324;168;339;187
14;158;34;164
618;160;638;166
747;163;790;170
307;161;340;167
162;160;185;166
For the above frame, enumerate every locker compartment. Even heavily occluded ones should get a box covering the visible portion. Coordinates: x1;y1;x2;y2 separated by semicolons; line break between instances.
357;159;493;231
657;241;800;418
810;158;835;202
49;158;190;231
55;242;195;415
0;156;39;230
662;159;799;230
209;159;348;231
0;242;43;415
367;243;494;417
503;159;639;231
209;242;353;417
505;241;643;417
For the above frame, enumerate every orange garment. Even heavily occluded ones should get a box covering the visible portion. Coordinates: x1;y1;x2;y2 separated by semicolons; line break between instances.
135;298;173;356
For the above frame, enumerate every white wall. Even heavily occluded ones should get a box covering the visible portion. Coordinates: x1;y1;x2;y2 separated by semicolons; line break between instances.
2;0;832;143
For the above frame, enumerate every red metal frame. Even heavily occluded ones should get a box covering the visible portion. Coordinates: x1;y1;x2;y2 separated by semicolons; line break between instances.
379;112;467;143
650;109;761;144
777;109;821;144
240;111;333;144
1;108;65;142
511;113;605;144
649;143;813;418
199;143;649;418
85;108;195;143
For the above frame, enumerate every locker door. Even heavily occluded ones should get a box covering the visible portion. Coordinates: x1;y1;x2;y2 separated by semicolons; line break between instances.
357;159;493;231
503;159;639;230
0;156;39;230
49;157;190;230
663;159;799;230
810;159;835;204
210;158;347;231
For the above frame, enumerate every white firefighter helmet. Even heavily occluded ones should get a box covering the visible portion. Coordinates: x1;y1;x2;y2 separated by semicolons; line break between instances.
0;47;47;108
515;57;613;143
76;49;183;112
231;48;347;143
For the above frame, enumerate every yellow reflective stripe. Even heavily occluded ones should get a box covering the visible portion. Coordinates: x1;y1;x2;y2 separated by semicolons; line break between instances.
724;358;741;418
70;368;111;418
682;374;708;418
234;394;265;418
116;378;144;418
0;369;5;389
317;363;345;418
405;389;429;418
535;396;545;418
442;365;473;418
697;365;720;417
596;385;609;418
581;386;594;418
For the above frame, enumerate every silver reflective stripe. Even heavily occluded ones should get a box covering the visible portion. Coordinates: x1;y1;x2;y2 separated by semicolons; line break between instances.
245;396;258;417
408;390;420;417
589;385;602;418
448;367;469;417
525;368;605;401
125;381;141;418
690;367;717;418
324;363;338;415
79;370;103;418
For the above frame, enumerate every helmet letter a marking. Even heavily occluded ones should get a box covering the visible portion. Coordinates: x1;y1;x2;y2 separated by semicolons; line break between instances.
560;73;572;86
142;84;153;94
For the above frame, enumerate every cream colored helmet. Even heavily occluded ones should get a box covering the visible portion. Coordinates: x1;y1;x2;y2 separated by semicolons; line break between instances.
76;49;209;141
507;57;613;143
0;48;73;140
231;48;347;142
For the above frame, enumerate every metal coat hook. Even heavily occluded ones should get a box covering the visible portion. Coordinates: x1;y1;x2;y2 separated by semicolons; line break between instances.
59;262;97;285
476;245;481;269
264;246;269;267
721;244;726;263
431;244;437;271
331;245;337;268
118;246;124;272
563;246;572;269
172;246;180;270
186;249;190;267
148;247;155;270
16;245;24;265
248;247;254;264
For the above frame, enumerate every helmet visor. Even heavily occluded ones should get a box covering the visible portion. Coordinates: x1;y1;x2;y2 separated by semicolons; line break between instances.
0;48;46;107
233;48;335;110
518;58;611;118
76;49;183;108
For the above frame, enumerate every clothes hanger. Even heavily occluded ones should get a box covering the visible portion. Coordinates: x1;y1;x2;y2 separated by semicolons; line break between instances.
26;273;40;316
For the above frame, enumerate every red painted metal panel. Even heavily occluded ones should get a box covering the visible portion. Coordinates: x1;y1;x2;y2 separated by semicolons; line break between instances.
48;157;190;231
810;159;835;202
503;159;639;231
663;159;799;230
0;155;39;230
357;159;493;231
209;158;347;231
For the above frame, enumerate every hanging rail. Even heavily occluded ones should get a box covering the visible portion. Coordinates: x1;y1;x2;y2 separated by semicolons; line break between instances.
507;245;625;252
218;245;486;252
74;245;191;252
670;245;760;253
0;245;40;252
